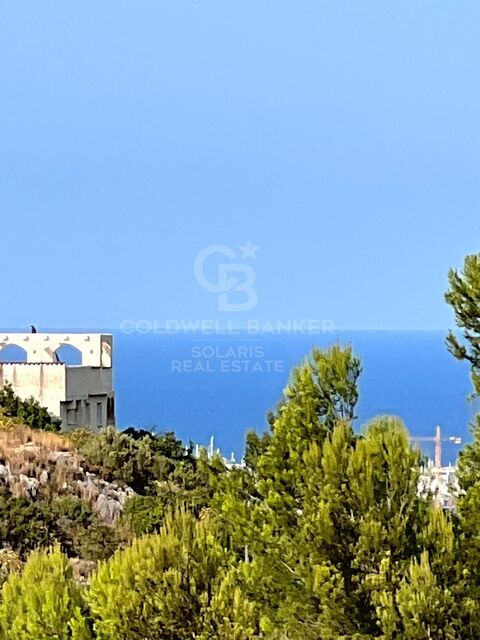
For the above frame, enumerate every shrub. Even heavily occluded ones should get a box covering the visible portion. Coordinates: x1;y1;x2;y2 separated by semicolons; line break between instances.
52;497;119;561
0;384;61;432
88;508;236;640
0;547;92;640
121;494;171;535
0;489;54;557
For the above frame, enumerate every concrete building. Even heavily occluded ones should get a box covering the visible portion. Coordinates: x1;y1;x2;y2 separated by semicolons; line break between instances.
0;332;115;430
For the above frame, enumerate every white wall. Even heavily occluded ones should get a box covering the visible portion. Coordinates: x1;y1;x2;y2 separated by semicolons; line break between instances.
0;333;113;367
0;363;66;418
0;333;115;429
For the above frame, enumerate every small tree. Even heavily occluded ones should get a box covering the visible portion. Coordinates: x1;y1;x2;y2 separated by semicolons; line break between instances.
215;345;362;635
0;383;61;431
0;489;54;558
445;252;480;394
198;568;259;640
299;417;427;637
88;508;254;640
0;547;91;640
391;552;459;640
256;344;362;529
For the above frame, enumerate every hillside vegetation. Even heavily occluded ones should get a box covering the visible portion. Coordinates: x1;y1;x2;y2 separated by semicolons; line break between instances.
0;252;480;638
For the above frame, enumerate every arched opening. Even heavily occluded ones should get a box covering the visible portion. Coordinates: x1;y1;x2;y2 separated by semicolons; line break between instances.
54;344;83;365
0;345;28;363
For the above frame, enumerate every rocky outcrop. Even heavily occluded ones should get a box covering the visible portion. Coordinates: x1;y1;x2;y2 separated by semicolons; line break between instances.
0;429;135;524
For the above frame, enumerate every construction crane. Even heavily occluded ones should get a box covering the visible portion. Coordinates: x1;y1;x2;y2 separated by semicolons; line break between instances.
410;426;462;508
410;425;461;469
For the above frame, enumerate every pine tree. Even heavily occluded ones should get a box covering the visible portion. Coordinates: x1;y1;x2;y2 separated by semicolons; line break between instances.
445;252;480;394
199;567;259;640
215;345;362;634
0;547;91;640
450;414;480;567
299;417;429;637
256;344;361;532
389;552;458;640
371;505;480;639
444;252;480;636
88;507;258;639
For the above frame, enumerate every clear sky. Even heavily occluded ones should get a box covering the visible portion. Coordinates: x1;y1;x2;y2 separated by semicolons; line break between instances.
1;1;479;330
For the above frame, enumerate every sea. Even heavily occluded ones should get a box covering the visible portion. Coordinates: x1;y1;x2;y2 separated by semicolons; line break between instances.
112;331;477;465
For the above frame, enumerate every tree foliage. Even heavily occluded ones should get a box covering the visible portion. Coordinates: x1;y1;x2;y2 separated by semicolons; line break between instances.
88;508;258;640
0;383;61;431
2;268;480;639
69;426;185;494
445;252;480;394
0;547;91;640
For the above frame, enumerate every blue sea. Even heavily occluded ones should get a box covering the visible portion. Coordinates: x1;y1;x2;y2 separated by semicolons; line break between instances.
113;331;476;464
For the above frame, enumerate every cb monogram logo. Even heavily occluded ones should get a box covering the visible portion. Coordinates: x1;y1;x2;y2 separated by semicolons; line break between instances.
194;242;259;311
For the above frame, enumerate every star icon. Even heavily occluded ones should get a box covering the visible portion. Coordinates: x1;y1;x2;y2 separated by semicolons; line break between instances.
239;240;260;260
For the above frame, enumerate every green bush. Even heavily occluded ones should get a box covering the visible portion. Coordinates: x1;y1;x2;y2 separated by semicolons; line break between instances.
0;491;117;561
0;489;54;557
51;497;119;561
121;494;170;535
88;508;242;640
73;426;187;494
0;547;91;640
0;383;61;431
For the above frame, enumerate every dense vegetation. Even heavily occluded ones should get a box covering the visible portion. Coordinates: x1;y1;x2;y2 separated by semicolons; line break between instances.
0;383;61;431
0;251;480;638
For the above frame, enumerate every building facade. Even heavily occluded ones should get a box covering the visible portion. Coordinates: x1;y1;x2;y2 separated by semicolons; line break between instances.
0;332;115;430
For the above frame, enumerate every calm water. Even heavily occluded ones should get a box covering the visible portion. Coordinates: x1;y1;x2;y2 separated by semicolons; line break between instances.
114;331;475;463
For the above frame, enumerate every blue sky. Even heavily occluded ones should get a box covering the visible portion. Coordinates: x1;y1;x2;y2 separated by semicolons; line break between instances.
1;1;479;330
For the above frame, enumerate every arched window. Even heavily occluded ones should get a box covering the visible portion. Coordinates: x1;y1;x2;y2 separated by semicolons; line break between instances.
0;344;28;363
54;344;83;365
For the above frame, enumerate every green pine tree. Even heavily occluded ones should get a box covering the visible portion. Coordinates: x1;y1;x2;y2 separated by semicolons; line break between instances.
390;552;458;640
214;345;362;635
300;416;428;638
88;507;257;639
445;252;480;394
0;547;91;640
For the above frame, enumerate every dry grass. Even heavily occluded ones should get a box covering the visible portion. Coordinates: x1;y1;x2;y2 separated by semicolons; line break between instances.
0;423;71;453
0;423;77;478
0;422;131;524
